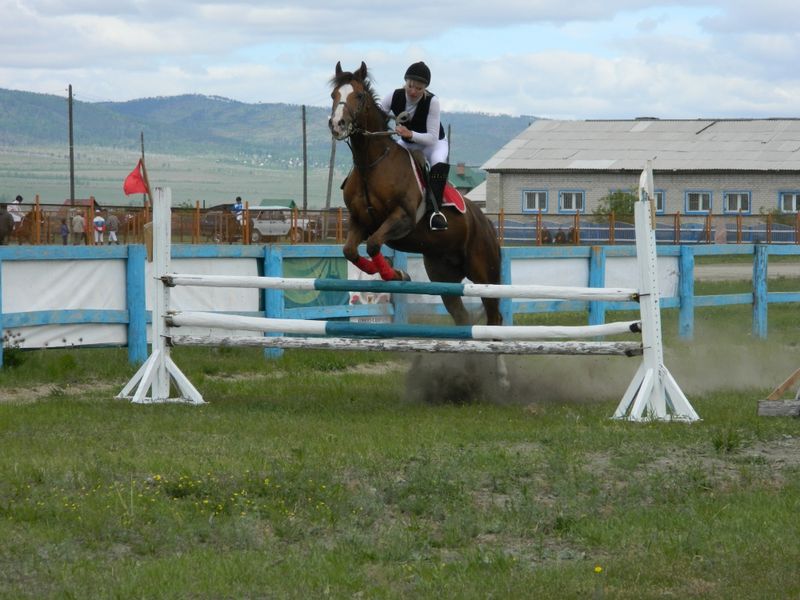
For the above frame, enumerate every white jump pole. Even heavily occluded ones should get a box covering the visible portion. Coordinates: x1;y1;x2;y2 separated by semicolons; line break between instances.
117;187;204;404
613;162;699;421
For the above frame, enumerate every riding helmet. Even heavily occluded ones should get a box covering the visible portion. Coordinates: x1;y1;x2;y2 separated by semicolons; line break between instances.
404;62;431;86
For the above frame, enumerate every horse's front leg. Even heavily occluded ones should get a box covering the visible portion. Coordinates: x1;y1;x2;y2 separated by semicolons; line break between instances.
343;218;379;275
365;208;415;281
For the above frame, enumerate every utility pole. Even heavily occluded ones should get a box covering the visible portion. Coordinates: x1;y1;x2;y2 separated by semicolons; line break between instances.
68;84;75;205
324;137;336;239
302;105;308;211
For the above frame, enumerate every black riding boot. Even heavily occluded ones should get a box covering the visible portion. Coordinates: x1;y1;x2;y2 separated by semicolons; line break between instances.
427;163;449;231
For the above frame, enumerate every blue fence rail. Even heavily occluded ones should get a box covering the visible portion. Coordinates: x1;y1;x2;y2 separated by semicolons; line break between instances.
499;219;800;245
1;243;798;367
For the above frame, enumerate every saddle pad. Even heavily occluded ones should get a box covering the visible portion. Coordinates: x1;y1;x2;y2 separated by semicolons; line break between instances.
407;152;467;214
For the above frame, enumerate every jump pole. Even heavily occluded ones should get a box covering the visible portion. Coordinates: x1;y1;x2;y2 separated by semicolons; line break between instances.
612;161;699;421
117;187;204;404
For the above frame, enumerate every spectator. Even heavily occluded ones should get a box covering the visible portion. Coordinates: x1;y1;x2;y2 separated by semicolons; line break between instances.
232;196;244;225
106;211;120;245
59;218;69;245
92;209;106;244
8;194;23;227
0;203;14;244
72;212;86;245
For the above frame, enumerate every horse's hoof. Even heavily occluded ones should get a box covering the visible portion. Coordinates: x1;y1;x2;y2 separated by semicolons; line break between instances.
397;270;411;281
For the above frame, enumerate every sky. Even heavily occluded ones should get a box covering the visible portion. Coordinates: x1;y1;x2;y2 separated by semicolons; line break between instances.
2;0;799;119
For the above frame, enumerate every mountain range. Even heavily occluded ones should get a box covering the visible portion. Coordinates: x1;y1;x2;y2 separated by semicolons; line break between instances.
0;88;535;169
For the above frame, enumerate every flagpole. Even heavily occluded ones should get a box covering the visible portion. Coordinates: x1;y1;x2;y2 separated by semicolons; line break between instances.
140;131;153;209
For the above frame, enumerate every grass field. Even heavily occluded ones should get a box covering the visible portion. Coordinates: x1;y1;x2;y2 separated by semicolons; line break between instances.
2;300;800;598
0;145;345;209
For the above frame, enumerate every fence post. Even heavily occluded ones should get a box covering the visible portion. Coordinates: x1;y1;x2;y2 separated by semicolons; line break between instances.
752;244;768;339
678;245;695;339
126;244;148;364
588;246;606;327
263;245;284;359
499;249;513;325
391;250;409;325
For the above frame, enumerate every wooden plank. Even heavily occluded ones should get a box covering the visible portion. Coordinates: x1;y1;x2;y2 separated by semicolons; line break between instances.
169;335;644;356
764;367;800;401
757;400;800;417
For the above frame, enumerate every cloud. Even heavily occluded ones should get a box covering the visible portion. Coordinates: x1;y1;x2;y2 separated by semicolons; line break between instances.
2;1;800;119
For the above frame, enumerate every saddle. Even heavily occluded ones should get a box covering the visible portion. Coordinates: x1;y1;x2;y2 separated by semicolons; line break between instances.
407;150;466;213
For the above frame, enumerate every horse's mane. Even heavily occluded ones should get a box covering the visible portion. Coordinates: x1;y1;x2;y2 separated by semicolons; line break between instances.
329;65;390;128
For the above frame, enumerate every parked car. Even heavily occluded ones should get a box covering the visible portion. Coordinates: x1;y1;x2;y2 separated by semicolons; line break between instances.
248;206;316;243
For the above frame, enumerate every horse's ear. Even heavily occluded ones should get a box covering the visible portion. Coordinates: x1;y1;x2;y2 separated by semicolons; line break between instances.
356;62;368;80
335;61;343;77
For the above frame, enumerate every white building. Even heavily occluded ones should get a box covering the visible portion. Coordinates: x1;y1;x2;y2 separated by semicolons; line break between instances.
482;118;800;218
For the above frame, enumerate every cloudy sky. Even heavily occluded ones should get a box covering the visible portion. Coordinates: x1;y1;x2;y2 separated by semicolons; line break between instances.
2;0;798;119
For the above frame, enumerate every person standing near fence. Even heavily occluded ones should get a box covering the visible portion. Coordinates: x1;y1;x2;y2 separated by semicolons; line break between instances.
8;195;23;228
59;219;69;245
92;209;106;244
106;211;120;245
71;211;85;245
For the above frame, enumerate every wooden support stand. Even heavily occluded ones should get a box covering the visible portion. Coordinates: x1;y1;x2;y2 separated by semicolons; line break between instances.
757;367;800;417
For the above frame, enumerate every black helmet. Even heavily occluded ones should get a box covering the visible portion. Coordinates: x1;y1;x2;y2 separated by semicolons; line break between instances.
404;62;431;86
15;195;22;203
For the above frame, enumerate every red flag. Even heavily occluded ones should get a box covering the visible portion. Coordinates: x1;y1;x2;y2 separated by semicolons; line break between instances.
123;159;148;195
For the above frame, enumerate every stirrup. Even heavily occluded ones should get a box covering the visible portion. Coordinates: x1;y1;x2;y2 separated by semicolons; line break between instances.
429;211;448;231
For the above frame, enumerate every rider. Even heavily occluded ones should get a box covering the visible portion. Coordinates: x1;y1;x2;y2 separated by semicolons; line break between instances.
8;195;23;227
380;61;449;231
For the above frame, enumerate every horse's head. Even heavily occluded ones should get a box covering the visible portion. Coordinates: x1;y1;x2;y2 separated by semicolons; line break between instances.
328;61;384;140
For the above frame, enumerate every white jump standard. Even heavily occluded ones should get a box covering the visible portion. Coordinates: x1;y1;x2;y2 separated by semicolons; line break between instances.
119;167;699;422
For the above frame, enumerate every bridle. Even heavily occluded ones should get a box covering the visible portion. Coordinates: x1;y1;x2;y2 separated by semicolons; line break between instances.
331;81;399;216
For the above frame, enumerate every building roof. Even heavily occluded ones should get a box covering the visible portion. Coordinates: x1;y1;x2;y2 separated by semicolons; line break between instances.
482;118;800;172
448;163;485;189
465;181;486;204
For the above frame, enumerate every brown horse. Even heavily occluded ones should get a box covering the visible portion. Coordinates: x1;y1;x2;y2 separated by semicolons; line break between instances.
328;62;502;327
11;210;44;244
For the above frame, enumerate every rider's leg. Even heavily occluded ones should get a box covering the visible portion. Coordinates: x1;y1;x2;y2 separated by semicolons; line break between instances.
427;162;449;230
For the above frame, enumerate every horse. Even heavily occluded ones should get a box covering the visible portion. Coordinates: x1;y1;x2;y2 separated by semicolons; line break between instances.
11;210;44;244
328;62;503;328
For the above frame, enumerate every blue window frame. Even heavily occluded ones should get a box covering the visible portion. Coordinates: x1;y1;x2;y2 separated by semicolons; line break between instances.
723;191;751;214
521;190;547;213
779;191;800;213
558;190;585;213
684;190;712;214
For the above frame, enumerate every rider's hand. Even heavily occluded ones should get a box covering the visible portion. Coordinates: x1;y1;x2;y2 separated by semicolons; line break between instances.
395;125;412;141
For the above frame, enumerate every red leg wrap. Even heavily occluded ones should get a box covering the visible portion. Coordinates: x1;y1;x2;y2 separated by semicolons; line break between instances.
371;253;397;281
353;256;378;274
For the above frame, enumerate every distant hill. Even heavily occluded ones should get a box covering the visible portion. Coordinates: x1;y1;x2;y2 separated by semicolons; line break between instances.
0;88;535;168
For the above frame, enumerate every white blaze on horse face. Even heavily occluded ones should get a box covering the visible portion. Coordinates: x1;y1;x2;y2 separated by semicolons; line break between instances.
330;84;355;139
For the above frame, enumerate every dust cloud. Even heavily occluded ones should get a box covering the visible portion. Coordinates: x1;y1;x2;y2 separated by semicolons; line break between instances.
402;329;799;406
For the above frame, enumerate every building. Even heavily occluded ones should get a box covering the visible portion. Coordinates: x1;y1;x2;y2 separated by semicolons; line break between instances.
448;162;485;197
482;119;800;218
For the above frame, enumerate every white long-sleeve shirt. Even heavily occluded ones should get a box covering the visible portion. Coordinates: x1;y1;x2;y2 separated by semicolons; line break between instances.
380;90;449;164
380;91;443;149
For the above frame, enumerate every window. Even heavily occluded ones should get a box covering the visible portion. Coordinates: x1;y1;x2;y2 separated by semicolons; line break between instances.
685;191;711;214
654;190;665;213
559;190;584;213
522;190;547;212
780;192;800;213
723;191;751;214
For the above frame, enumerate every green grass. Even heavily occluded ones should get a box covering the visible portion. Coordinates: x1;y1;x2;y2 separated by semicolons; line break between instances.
2;311;800;598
